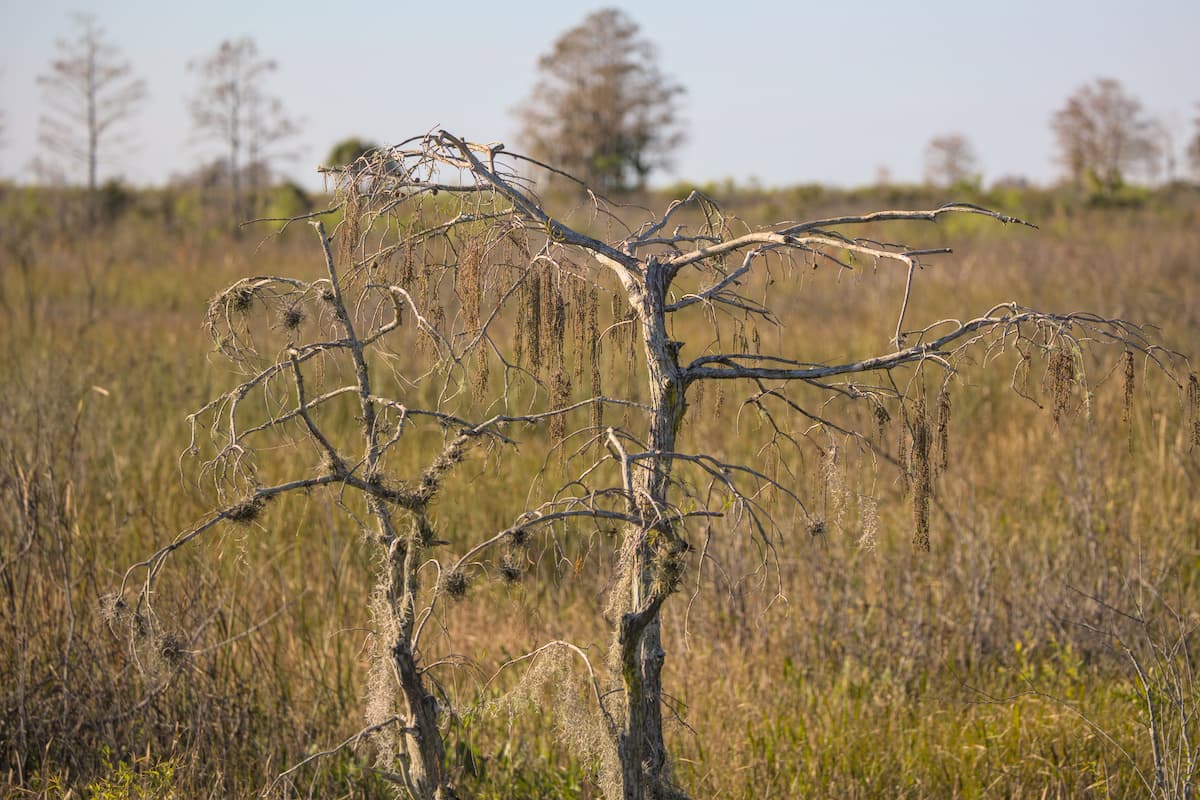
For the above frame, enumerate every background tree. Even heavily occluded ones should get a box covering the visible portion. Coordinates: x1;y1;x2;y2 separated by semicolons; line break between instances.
923;132;979;187
123;131;1188;800
515;8;685;193
327;136;380;167
1188;105;1200;181
325;136;380;192
1051;77;1159;194
36;13;145;210
189;37;298;226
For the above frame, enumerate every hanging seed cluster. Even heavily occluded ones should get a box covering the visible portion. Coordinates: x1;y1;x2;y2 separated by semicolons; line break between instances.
455;235;492;402
935;384;951;477
514;265;568;376
513;263;607;443
549;369;571;445
857;496;879;552
456;235;484;335
1188;374;1200;447
1049;349;1075;424
874;403;891;450
608;293;638;404
1122;352;1136;452
568;280;604;433
910;397;932;552
819;444;845;528
337;189;362;275
1122;352;1136;421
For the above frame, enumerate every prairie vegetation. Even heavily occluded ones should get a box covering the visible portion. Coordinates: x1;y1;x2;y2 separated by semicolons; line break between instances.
2;178;1199;798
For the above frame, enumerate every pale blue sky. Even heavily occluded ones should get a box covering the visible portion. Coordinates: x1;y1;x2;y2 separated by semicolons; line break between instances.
1;0;1197;189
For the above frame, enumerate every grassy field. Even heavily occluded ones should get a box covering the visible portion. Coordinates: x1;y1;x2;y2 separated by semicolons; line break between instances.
2;183;1199;798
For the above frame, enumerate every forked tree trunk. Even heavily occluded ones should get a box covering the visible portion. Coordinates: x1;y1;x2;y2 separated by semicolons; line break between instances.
379;510;453;800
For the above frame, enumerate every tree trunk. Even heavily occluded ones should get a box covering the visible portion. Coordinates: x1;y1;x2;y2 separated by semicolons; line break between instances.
617;259;688;800
380;510;453;800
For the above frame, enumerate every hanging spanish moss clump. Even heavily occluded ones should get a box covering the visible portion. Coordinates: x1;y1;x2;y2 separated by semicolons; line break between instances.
910;396;931;552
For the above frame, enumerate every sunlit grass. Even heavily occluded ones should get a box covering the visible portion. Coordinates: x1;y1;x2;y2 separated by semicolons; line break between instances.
2;187;1198;797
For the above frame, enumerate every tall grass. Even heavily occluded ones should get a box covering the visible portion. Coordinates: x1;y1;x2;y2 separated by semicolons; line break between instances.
2;187;1198;797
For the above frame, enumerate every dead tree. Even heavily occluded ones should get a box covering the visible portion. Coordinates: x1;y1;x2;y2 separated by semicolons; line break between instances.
36;12;146;214
332;132;1190;799
118;131;1190;800
188;37;298;227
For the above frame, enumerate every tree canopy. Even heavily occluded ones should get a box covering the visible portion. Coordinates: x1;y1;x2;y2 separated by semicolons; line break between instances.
515;8;685;193
1051;78;1159;194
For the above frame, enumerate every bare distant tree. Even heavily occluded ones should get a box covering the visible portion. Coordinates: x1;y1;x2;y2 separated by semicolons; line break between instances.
0;69;7;154
189;37;298;225
1188;105;1200;182
36;13;146;199
1051;78;1159;193
924;133;979;187
1144;117;1177;184
515;8;685;193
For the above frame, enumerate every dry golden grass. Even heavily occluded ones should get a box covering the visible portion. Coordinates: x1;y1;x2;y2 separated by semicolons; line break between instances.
2;185;1198;798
